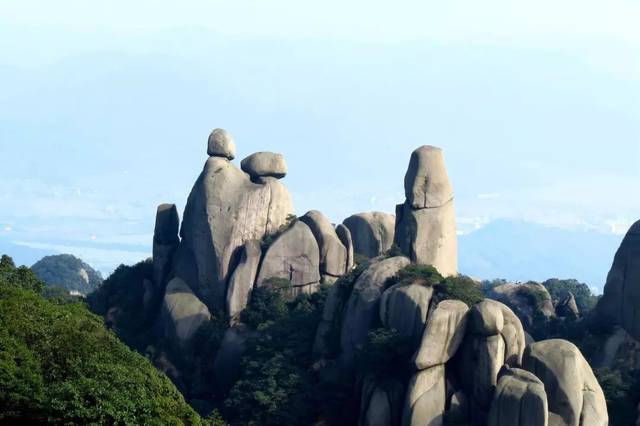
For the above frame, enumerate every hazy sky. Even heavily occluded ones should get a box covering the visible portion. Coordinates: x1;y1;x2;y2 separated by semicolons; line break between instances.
1;0;639;274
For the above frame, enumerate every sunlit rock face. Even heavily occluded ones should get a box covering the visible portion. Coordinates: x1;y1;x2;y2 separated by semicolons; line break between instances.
176;129;294;311
395;146;457;277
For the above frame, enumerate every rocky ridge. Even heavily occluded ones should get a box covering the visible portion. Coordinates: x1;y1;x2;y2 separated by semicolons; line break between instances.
145;128;608;425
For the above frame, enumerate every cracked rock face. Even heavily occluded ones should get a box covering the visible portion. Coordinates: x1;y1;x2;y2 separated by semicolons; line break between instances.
178;131;293;311
255;220;321;298
395;145;457;277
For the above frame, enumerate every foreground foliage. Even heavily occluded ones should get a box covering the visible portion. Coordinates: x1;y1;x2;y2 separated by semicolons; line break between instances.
0;255;202;425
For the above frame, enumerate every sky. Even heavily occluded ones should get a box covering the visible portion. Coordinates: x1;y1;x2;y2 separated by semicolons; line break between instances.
0;0;639;283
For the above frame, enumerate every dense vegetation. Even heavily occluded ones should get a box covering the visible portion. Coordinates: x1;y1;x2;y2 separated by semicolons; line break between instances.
3;248;639;425
0;255;202;425
32;254;103;294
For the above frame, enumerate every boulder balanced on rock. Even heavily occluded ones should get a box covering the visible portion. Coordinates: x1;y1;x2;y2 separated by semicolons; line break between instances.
395;146;457;277
176;129;294;310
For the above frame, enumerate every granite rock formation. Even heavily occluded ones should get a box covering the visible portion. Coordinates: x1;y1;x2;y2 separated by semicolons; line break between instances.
343;212;396;258
394;146;457;277
594;220;640;340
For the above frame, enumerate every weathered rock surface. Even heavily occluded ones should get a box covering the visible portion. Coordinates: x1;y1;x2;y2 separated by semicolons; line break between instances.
301;210;349;278
336;223;355;273
413;300;469;369
226;240;262;325
403;145;453;209
256;220;321;297
240;151;287;180
402;365;446;426
395;201;457;277
343;212;396;258
470;300;504;335
523;339;608;426
470;299;526;366
360;375;404;426
213;325;255;391
488;367;548;426
380;283;432;345
486;282;555;328
153;203;180;288
179;150;293;310
395;146;457;277
595;220;640;340
207;128;236;159
340;256;411;367
162;277;211;345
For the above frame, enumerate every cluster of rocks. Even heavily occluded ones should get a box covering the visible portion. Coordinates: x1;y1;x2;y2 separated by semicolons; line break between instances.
348;267;608;425
148;129;609;425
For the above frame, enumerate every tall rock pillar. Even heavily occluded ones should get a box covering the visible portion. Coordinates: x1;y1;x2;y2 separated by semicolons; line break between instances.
394;145;457;277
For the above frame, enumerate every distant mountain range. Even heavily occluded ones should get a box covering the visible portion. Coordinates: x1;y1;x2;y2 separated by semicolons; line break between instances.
459;219;623;292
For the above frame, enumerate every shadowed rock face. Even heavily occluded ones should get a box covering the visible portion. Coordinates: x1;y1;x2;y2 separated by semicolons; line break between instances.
395;145;457;277
162;277;211;345
226;240;262;325
340;256;411;368
343;212;396;258
300;210;349;279
178;135;293;311
488;367;548;426
153;204;180;289
595;220;640;340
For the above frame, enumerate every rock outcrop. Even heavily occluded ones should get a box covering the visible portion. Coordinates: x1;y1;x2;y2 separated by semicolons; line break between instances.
379;282;432;346
485;282;555;328
343;212;396;258
556;292;579;319
162;277;211;345
178;129;294;310
595;220;640;340
256;220;321;298
413;300;469;369
213;324;255;391
402;365;446;426
487;366;548;426
394;146;457;277
340;256;411;367
360;376;404;426
336;223;355;273
301;210;349;281
523;339;608;426
226;239;262;325
153;204;180;289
